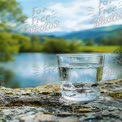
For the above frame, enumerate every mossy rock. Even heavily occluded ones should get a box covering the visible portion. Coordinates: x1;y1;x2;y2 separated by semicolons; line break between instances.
109;91;122;99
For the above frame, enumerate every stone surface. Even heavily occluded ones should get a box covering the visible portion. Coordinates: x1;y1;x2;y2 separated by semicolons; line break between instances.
0;79;122;122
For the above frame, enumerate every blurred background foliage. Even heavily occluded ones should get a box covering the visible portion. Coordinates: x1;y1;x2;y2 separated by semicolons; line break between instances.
0;0;27;31
0;0;121;62
0;0;121;88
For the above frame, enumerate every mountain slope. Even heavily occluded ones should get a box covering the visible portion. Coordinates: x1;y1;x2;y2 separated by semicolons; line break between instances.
64;25;122;43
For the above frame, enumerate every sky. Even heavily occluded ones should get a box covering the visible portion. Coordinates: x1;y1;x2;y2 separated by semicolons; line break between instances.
17;0;122;33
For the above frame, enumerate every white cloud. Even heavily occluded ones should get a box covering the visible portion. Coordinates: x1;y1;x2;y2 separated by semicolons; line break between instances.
24;0;122;33
47;0;100;31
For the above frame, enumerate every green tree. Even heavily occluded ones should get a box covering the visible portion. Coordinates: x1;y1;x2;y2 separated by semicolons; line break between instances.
12;34;31;52
31;35;41;42
0;0;27;61
100;37;122;45
42;39;82;53
0;32;19;61
68;41;82;53
30;35;43;52
86;39;94;46
0;0;27;31
31;41;43;52
99;31;122;46
42;39;70;53
0;32;32;61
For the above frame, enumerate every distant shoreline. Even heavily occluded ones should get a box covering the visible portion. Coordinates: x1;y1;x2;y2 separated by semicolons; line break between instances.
18;46;121;53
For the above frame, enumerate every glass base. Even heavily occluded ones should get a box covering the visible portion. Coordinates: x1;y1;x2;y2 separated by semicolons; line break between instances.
60;94;100;105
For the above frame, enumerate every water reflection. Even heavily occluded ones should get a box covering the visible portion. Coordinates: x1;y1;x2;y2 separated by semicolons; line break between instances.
0;53;121;88
103;53;122;80
0;67;20;88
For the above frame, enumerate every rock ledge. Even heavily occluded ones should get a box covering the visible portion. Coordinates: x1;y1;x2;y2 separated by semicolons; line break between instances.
0;79;122;122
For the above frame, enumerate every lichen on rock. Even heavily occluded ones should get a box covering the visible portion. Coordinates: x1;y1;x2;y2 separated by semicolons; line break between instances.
0;79;122;122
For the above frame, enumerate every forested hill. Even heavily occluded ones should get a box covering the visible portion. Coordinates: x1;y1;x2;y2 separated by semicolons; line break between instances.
64;25;122;44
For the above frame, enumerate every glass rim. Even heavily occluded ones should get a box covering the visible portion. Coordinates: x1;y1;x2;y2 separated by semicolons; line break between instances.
56;53;105;58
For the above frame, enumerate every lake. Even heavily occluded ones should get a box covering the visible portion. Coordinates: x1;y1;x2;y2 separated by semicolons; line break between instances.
0;53;121;88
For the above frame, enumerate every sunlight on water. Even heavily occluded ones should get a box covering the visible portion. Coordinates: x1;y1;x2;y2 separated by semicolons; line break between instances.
0;53;121;88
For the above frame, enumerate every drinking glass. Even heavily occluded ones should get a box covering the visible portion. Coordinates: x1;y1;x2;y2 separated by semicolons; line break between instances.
57;54;104;104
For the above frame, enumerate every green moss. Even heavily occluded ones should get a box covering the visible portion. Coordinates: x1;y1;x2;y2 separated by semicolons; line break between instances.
5;91;14;94
109;91;122;99
0;115;6;122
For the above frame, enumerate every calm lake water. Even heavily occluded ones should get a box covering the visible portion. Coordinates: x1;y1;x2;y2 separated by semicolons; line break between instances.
0;53;121;88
